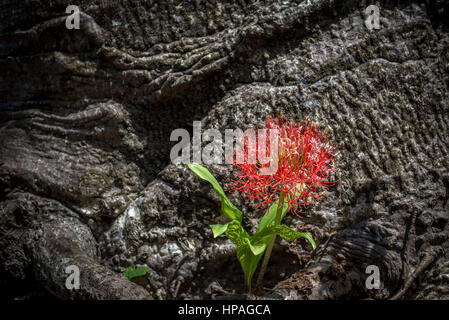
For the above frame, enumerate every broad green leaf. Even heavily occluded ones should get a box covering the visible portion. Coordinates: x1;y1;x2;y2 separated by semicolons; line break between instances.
210;223;229;238
243;248;264;291
123;266;148;280
248;239;266;256
235;242;264;291
256;201;289;233
223;220;264;291
252;224;316;250
235;245;250;289
225;220;249;247
188;163;242;222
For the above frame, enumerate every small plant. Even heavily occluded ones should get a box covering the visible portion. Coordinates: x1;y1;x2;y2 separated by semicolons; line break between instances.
123;266;148;280
188;116;337;294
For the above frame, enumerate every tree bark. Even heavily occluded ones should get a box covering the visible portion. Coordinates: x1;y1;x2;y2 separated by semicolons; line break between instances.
1;0;448;299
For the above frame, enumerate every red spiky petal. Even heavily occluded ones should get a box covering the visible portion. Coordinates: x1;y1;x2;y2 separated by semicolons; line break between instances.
228;116;337;215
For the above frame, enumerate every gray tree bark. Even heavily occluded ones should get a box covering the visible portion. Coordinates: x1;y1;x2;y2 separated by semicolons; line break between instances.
0;0;448;299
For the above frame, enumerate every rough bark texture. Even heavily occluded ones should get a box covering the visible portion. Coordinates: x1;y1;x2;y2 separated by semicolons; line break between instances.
0;0;448;299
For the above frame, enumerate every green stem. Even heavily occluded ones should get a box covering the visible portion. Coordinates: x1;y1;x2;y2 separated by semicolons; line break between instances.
254;193;285;295
245;271;250;293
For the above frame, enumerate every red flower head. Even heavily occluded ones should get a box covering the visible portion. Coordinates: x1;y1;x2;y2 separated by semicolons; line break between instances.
229;116;337;215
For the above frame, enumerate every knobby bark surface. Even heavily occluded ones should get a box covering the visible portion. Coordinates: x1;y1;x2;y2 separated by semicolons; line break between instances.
0;0;448;299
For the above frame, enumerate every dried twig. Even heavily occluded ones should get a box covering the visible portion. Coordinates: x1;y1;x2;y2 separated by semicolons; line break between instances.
390;249;438;300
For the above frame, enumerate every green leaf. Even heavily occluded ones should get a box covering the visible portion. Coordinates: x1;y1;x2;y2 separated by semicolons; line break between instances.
235;242;264;292
187;164;262;290
256;201;289;233
235;246;250;289
210;223;229;238
223;220;264;291
300;232;316;250
123;266;148;280
248;240;266;256
256;183;305;234
252;224;316;250
188;163;242;222
225;220;249;247
243;247;264;291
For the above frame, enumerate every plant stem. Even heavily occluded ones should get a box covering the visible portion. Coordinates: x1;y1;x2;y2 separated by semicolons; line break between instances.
254;193;285;295
245;272;250;294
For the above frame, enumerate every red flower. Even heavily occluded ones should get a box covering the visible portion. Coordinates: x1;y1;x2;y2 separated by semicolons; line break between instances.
228;116;337;215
